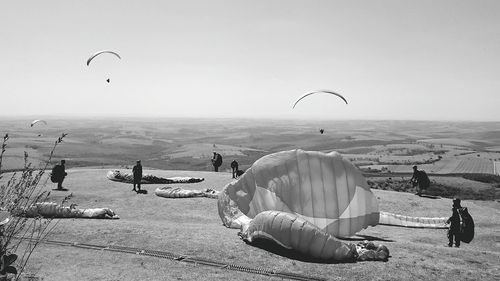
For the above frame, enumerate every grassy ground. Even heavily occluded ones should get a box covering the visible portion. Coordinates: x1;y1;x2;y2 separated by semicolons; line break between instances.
9;168;500;281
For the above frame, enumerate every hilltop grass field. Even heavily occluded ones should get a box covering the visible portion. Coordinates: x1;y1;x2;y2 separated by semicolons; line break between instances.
1;118;499;280
12;169;500;281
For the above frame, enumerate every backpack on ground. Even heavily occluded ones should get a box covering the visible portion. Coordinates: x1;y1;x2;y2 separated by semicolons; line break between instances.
458;207;474;243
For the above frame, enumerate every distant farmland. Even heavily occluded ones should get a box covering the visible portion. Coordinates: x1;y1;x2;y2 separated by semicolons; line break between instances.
365;157;495;175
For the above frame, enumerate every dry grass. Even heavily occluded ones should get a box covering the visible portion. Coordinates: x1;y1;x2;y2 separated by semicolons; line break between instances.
3;168;496;281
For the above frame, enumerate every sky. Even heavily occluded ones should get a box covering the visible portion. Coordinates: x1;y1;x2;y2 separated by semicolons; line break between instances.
1;0;499;121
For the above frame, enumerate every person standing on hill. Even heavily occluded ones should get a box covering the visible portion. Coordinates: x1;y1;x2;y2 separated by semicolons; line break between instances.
211;152;223;172
446;198;462;247
231;160;239;178
410;165;430;196
132;160;143;192
51;159;68;190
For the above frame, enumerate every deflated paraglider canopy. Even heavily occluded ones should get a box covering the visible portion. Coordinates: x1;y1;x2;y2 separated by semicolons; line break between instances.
218;149;388;262
218;149;380;238
292;90;348;109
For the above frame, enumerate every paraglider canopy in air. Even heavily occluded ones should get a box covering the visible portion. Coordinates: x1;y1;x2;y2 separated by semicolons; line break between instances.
86;50;121;66
292;90;348;109
30;119;47;127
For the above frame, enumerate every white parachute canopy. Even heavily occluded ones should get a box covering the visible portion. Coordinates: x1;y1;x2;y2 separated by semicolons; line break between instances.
86;50;121;66
218;149;380;238
218;149;446;261
292;90;348;109
30;119;47;127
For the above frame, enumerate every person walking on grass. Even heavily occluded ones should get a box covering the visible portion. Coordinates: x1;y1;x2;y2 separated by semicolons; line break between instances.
51;159;68;191
447;198;462;247
132;160;143;193
410;165;430;196
211;152;223;172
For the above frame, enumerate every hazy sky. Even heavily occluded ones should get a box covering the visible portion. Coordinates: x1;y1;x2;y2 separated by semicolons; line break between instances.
1;0;499;121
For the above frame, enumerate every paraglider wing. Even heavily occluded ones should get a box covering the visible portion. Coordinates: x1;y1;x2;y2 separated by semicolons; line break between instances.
218;149;448;261
86;50;121;66
30;119;47;127
218;149;385;261
106;170;204;184
292;90;348;109
218;149;380;238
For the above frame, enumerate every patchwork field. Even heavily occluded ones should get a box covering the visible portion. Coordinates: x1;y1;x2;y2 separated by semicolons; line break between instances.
1;118;499;176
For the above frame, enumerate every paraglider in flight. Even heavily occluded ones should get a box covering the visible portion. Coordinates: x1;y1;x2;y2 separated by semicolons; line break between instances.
30;119;47;127
292;90;348;109
87;50;121;83
86;50;121;66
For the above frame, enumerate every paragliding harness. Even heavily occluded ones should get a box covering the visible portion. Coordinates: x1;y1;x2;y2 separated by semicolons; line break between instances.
236;169;245;178
418;170;430;189
458;207;474;243
212;154;222;167
50;164;63;183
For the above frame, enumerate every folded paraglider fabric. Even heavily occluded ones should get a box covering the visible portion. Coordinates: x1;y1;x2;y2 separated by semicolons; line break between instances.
378;211;448;228
218;149;380;238
107;170;204;184
218;149;451;262
240;210;389;262
20;202;119;219
155;187;219;199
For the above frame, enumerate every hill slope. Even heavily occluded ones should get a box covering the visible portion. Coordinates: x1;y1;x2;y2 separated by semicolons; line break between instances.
16;168;500;281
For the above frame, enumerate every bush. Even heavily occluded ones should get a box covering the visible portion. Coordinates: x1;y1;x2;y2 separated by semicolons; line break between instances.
367;177;496;200
462;174;500;184
0;133;67;281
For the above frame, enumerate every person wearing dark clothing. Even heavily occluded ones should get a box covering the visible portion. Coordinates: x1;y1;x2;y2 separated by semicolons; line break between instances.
447;198;462;247
132;160;143;192
211;152;223;172
51;160;67;190
410;165;430;196
231;160;239;179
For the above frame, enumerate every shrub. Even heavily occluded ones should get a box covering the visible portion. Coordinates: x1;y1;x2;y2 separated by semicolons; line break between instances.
0;133;67;280
462;174;500;184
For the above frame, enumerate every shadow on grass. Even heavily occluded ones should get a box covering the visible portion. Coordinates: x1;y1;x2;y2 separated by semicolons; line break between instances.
341;234;395;243
247;239;356;264
419;194;441;199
